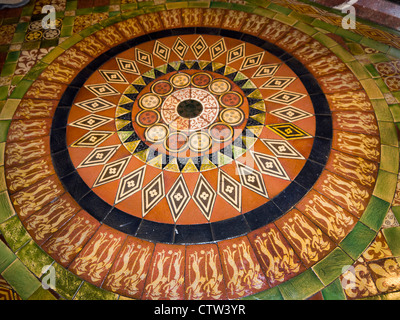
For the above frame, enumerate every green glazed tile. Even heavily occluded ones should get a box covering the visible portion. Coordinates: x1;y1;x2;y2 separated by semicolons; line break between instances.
364;63;381;78
273;13;297;26
312;32;337;48
321;278;347;300
382;226;400;256
41;46;65;64
278;269;324;300
231;3;256;13
28;286;57;300
76;7;93;15
360;195;390;231
360;79;384;99
62;16;75;26
392;91;400;103
311;18;337;33
60;25;73;38
330;45;355;63
392;206;400;223
242;286;283;300
339;222;376;260
15;22;29;34
52;263;82;300
0;167;6;192
143;4;165;13
0;62;17;77
346;61;370;80
5;50;20;63
137;1;155;8
388;47;400;60
74;282;118;300
293;21;318;36
372;170;397;203
24;61;49;81
359;37;389;54
58;34;83;50
121;9;145;19
9;79;33;99
93;5;109;13
0;86;8;101
0;215;31;252
380;145;399;174
120;3;139;11
1;259;41;300
16;241;53;278
371;99;393;122
99;15;122;28
245;0;270;8
289;10;315;24
252;7;275;18
375;78;390;94
187;1;210;8
0;143;4;165
165;2;189;9
312;248;354;286
79;24;103;38
21;40;40;51
334;27;363;43
0;191;15;223
267;2;292;15
379;121;398;147
347;42;366;56
0;120;11;142
389;104;400;122
11;32;25;44
210;2;231;10
0;240;16;273
368;53;391;63
11;75;23;86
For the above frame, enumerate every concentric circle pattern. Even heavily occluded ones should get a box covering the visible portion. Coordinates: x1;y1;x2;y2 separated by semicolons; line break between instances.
3;5;393;301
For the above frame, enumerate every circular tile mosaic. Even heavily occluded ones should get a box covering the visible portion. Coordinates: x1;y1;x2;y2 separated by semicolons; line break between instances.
56;32;323;240
3;6;391;300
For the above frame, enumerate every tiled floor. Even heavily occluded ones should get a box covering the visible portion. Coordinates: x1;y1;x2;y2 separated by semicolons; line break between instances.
1;0;400;301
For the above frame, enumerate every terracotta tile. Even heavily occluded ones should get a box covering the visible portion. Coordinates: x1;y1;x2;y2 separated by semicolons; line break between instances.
313;170;372;218
23;193;80;246
5;155;55;194
218;235;268;299
12;99;58;120
142;243;185;300
10;175;65;221
103;236;154;299
25;80;67;100
325;149;379;189
332;130;380;162
326;90;374;112
5;136;51;169
248;223;306;287
69;224;126;287
185;243;227;300
6;119;52;143
42;210;100;267
295;189;358;243
332;111;379;135
275;209;335;268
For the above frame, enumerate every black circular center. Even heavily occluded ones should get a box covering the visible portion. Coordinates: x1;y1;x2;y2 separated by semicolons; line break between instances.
177;99;203;118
